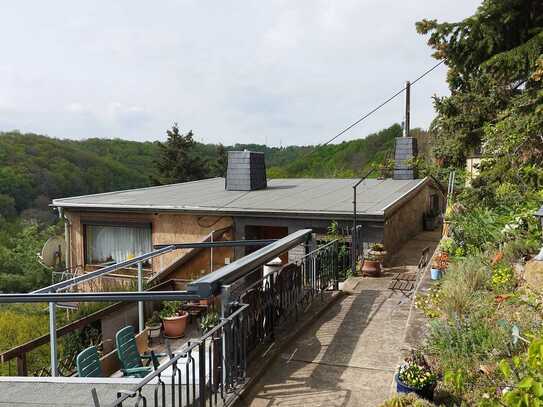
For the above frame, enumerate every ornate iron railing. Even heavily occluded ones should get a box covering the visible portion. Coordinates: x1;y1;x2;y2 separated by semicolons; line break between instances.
94;237;341;407
233;239;340;353
300;239;339;293
93;304;248;407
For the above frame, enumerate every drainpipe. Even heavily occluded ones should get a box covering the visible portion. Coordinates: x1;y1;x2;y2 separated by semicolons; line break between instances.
210;232;214;272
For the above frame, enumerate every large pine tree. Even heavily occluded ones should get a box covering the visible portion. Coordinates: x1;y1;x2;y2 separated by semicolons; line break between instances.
417;0;543;166
153;124;208;185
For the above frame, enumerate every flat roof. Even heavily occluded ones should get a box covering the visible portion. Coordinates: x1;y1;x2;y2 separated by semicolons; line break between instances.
52;177;430;219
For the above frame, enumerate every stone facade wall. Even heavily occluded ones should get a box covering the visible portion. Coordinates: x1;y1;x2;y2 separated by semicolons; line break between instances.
384;184;443;258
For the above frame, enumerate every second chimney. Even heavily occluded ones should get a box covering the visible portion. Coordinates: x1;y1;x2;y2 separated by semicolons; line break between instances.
393;137;418;180
226;151;267;191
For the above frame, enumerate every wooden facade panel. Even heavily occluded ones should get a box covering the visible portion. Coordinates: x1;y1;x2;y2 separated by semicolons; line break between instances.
152;213;233;273
65;210;234;276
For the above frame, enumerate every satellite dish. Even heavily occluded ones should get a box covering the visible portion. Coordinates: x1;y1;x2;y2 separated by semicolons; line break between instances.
40;236;66;268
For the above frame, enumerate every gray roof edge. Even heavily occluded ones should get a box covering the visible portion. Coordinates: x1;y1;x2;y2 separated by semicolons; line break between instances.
381;178;430;217
55;203;384;221
51;177;224;205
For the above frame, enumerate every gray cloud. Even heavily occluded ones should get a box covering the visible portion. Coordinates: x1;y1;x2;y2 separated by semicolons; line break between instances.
0;0;480;145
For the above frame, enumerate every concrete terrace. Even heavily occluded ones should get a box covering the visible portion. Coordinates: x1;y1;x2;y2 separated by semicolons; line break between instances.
0;231;440;407
239;230;440;407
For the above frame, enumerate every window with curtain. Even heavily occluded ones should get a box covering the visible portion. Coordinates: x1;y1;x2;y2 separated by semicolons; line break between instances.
85;224;152;265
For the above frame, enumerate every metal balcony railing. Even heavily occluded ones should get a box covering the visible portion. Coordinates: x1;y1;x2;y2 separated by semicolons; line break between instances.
92;304;249;407
0;228;348;407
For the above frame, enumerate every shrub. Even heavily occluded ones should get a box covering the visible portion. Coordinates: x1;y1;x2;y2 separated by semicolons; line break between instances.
491;262;515;292
415;285;443;319
480;337;543;406
426;315;510;373
438;255;491;319
450;208;503;255
379;393;434;407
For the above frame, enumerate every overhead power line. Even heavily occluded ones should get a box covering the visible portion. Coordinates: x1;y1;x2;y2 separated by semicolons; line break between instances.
309;59;445;153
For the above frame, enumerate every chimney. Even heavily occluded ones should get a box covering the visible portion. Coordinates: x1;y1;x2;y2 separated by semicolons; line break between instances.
393;137;418;179
393;80;418;180
226;151;267;191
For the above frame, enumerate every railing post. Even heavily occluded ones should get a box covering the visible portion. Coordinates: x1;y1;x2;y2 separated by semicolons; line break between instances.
333;241;339;290
199;342;206;407
49;300;58;377
137;262;144;333
16;353;27;376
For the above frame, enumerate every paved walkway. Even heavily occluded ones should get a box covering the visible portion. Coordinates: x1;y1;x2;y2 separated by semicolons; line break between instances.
240;231;440;407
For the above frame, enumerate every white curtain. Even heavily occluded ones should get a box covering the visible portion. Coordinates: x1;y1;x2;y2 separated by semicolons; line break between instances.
86;225;152;264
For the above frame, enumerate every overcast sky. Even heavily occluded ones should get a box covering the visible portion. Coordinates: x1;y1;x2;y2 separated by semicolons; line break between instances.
0;1;480;146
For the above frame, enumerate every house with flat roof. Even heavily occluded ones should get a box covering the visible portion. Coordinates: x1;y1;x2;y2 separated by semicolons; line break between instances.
52;144;444;283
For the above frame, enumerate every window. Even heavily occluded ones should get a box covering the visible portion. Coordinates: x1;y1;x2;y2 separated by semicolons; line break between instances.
85;224;152;265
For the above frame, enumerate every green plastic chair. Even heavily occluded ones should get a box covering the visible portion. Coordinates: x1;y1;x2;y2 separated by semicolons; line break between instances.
76;346;103;377
116;325;161;378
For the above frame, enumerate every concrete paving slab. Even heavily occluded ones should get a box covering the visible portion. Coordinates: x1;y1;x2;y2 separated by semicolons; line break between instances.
240;230;441;407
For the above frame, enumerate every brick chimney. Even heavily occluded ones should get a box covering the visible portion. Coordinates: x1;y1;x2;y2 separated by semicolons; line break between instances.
226;151;267;191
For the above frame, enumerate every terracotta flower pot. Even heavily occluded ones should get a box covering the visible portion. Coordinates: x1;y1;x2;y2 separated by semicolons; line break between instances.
368;250;387;264
162;311;188;338
362;259;381;277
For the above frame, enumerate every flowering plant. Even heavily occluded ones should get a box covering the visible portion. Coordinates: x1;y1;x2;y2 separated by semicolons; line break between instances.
398;353;436;390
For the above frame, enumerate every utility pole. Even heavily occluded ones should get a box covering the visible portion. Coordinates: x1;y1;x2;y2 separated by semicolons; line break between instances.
403;80;411;137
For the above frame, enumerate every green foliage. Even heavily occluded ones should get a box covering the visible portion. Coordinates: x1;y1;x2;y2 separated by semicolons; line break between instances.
0;132;159;217
153;124;208;185
0;222;60;293
200;311;220;333
480;337;543;406
159;301;183;319
379;393;434;407
416;0;543;166
427;316;510;374
450;208;503;255
146;311;161;326
415;285;443;319
398;362;437;390
61;323;101;360
266;124;402;178
0;304;50;375
438;255;491;319
491;262;516;292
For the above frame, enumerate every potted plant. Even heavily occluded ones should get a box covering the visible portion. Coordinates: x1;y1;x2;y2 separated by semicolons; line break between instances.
160;301;188;338
146;311;162;329
200;311;220;334
368;243;387;264
361;252;381;277
145;311;162;343
395;352;436;400
430;260;442;280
